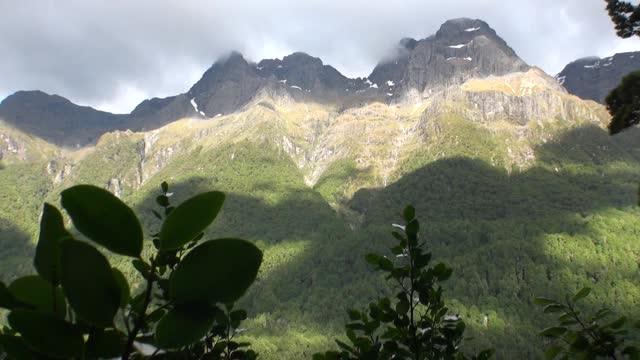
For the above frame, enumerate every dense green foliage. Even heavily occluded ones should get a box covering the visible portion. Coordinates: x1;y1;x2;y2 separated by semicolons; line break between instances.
0;183;262;359
1;118;640;359
315;206;494;360
606;0;640;38
606;71;640;134
535;287;640;359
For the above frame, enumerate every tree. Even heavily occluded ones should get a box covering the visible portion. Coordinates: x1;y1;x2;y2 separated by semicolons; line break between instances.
535;287;640;359
314;205;493;360
606;71;640;135
604;1;640;134
0;182;262;359
606;1;640;38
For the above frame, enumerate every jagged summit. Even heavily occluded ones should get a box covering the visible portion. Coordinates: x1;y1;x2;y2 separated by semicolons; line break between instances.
556;51;640;103
187;52;267;117
255;52;351;94
0;18;583;147
368;17;529;97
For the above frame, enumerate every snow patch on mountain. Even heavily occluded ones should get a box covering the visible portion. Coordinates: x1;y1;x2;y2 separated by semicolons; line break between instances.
190;98;206;117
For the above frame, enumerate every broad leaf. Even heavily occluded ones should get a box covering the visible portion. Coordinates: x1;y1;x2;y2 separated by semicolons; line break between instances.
405;219;419;236
543;304;567;313
0;281;19;310
8;309;83;358
112;268;130;308
571;287;591;303
61;185;143;257
539;326;567;337
34;203;71;284
170;239;262;304
8;275;66;318
533;297;556;306
86;329;126;359
155;303;216;349
402;205;415;222
159;191;225;250
60;239;120;327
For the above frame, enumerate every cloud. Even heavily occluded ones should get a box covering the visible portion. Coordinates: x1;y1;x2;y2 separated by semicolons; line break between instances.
1;0;639;113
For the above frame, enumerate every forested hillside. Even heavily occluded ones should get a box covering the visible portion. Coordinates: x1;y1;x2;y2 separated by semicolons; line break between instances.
2;16;640;359
2;95;639;359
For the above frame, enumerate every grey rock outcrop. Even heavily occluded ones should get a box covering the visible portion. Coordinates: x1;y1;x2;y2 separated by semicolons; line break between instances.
368;18;530;97
556;51;640;103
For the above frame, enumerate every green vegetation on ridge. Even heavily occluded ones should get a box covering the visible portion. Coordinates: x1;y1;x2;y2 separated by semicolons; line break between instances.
1;106;640;358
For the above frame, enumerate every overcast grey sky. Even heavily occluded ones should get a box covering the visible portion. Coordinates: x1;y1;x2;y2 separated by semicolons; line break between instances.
1;0;639;113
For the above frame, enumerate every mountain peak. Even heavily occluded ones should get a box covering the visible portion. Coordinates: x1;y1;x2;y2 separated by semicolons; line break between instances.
0;90;126;146
368;18;529;94
436;18;488;36
281;52;324;66
557;51;640;103
399;37;418;50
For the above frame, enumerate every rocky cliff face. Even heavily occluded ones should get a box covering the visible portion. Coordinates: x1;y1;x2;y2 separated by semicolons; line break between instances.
556;51;640;103
29;67;605;204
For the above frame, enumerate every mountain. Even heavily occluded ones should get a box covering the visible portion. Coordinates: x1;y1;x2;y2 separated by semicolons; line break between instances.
0;90;129;147
1;18;640;360
368;18;529;100
556;51;640;103
0;18;529;147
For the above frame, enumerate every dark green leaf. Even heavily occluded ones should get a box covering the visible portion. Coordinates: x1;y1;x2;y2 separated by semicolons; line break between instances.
539;327;567;338
365;253;381;266
570;334;589;350
405;219;419;236
156;195;170;207
533;297;557;306
347;309;361;321
61;185;143;257
8;309;83;358
607;316;627;329
544;345;562;360
391;232;405;242
402;205;415;222
155;303;216;349
0;282;19;310
159;191;225;250
593;308;612;321
132;259;151;278
396;299;409;314
86;329;126;359
571;287;591;303
230;309;248;322
8;275;66;318
543;304;567;313
34;203;71;284
60;239;120;327
112;268;130;308
170;239;262;304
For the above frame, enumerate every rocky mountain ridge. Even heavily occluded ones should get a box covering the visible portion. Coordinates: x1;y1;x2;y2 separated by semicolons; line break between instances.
556;51;640;103
0;18;533;147
0;67;609;202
